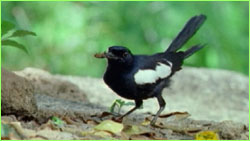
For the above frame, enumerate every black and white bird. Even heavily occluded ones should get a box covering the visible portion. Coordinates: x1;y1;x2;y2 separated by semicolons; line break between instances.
95;14;206;125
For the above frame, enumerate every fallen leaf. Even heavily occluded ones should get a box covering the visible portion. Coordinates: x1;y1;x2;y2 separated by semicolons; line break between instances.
159;112;190;122
1;121;30;140
195;131;219;140
140;132;156;137
86;119;99;125
39;120;54;130
62;117;76;125
129;134;151;140
81;130;95;136
9;122;28;139
93;130;113;138
141;119;151;126
98;112;113;118
159;111;189;118
35;128;75;140
1;123;21;140
185;129;203;135
81;129;115;140
146;111;190;125
94;120;123;135
129;132;159;140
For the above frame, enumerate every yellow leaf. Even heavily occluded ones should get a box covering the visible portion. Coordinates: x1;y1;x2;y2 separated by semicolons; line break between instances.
94;120;123;135
94;130;112;138
141;119;150;126
81;130;95;136
195;131;219;140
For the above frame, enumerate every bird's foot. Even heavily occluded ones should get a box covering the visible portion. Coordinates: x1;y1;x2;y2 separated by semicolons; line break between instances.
111;112;122;117
150;118;157;126
111;116;123;123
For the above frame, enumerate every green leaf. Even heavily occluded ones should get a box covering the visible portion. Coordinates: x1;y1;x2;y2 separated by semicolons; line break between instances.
124;102;135;106
115;99;125;107
10;30;36;38
124;101;143;109
51;116;64;127
109;99;142;114
2;39;28;54
109;101;117;113
1;20;15;36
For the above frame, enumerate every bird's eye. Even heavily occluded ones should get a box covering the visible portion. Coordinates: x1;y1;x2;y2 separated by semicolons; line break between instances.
123;52;128;57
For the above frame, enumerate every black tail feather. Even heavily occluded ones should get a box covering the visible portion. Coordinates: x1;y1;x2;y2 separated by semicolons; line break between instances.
166;14;206;53
183;45;205;59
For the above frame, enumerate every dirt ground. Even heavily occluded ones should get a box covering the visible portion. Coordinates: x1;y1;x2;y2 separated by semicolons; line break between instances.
1;67;249;140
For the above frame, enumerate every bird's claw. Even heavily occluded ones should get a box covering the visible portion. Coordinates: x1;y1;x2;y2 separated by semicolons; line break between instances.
111;116;123;123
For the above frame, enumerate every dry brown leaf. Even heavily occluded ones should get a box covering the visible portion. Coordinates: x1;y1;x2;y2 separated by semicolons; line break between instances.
129;134;151;140
1;115;17;122
9;122;28;139
39;120;54;130
185;129;203;135
29;135;49;140
8;133;21;140
35;128;75;140
98;112;113;118
62;116;77;125
129;132;164;140
159;111;189;118
1;137;11;140
86;119;99;125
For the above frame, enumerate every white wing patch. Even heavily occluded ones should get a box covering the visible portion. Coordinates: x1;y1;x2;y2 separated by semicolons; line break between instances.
134;62;172;85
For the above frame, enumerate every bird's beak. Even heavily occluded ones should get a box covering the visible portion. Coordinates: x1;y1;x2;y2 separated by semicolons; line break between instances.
94;52;118;59
104;52;117;59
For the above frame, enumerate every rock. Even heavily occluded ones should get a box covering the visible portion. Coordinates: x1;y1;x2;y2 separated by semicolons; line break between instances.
15;68;88;103
53;67;249;124
12;67;248;124
34;94;106;123
1;68;37;117
165;67;249;124
210;120;249;140
2;67;90;122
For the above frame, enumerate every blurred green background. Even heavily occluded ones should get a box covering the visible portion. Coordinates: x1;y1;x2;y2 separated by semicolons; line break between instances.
1;1;249;77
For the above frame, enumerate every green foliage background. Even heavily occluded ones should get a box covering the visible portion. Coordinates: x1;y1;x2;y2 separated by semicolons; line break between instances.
1;1;249;77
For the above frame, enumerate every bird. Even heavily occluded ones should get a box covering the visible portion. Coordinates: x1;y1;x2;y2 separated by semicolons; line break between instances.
95;14;206;125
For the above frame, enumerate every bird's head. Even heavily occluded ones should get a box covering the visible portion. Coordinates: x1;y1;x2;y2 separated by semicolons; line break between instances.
95;46;133;65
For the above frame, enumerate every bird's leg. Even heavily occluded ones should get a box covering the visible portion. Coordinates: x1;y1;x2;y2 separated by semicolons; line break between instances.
151;95;166;125
119;99;142;119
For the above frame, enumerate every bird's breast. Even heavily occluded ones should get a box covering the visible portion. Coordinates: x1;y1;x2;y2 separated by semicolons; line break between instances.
104;69;137;100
